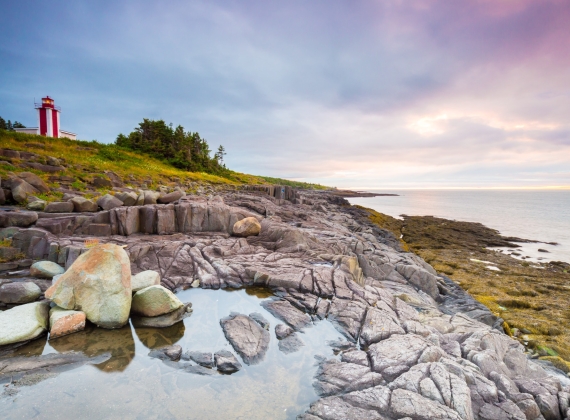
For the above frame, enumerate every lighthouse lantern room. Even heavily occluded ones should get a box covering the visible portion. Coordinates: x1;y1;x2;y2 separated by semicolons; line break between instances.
35;96;61;138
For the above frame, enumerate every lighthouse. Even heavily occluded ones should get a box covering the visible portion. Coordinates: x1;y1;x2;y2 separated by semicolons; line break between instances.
36;96;60;137
14;96;77;139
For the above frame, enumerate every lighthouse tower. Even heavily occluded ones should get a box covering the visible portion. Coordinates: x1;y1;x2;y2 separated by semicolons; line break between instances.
35;96;61;138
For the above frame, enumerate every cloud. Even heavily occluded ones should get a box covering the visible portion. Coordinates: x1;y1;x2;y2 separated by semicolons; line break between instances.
0;0;569;188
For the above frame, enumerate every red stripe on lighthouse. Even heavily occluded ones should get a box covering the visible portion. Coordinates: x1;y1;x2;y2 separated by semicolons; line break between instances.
39;109;47;136
52;110;59;138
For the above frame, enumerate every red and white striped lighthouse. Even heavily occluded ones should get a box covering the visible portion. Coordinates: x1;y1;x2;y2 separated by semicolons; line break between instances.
35;96;61;138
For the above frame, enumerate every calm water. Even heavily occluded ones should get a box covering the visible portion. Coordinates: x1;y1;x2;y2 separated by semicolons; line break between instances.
348;189;570;264
0;288;342;420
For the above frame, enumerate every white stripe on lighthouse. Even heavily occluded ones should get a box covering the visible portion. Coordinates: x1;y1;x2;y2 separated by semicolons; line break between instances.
46;108;53;137
56;110;60;137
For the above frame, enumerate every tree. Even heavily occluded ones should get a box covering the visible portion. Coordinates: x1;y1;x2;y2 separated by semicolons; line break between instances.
12;121;25;128
0;116;6;130
214;145;226;166
116;118;229;175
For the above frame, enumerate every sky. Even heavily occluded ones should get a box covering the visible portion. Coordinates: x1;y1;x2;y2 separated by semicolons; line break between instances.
1;0;569;189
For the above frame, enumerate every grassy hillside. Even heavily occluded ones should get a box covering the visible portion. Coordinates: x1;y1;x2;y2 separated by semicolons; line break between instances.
0;130;327;193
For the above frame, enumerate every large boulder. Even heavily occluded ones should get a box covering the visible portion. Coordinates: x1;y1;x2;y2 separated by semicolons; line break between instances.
131;270;161;292
45;243;132;329
0;211;38;228
115;191;138;206
0;301;50;345
45;201;75;213
27;199;47;211
131;285;183;317
158;190;183;204
30;260;65;279
17;172;50;193
0;282;42;304
96;194;123;211
131;302;192;328
9;177;40;203
49;306;86;339
220;313;270;365
232;217;261;237
70;196;98;212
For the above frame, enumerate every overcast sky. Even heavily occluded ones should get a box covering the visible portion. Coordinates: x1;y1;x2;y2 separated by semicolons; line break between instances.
1;0;569;188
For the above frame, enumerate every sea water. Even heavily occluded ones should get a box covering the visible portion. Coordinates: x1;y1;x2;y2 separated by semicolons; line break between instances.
348;189;570;264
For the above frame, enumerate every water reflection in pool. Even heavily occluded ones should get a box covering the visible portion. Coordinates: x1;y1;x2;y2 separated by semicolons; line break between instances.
1;288;343;420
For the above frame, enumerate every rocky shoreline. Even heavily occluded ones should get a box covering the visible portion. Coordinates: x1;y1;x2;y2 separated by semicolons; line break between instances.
1;183;570;419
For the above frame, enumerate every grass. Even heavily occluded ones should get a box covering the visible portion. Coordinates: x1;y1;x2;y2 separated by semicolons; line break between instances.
0;130;329;195
359;205;570;363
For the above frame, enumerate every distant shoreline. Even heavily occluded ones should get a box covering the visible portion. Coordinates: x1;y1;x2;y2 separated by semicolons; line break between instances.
329;189;398;198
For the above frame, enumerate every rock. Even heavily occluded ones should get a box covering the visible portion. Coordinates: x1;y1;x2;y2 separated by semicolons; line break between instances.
9;177;40;203
214;350;242;373
149;344;182;361
27;199;47;211
232;217;261;237
92;176;112;188
17;172;50;193
47;156;61;166
182;351;214;367
45;201;75;213
0;187;4;205
131;270;161;292
261;299;312;330
131;285;184;317
144;190;161;205
249;312;270;330
96;194;123;211
70;196;98;212
368;334;431;377
45;243;132;329
158;190;183;204
0;246;20;259
359;306;405;346
115;191;138;206
275;323;294;339
49;306;86;339
478;401;527;420
278;333;304;353
390;388;463;420
0;282;42;304
314;359;383;397
0;211;38;228
341;349;370;367
535;393;562;420
131;303;192;328
30;260;65;279
0;301;50;345
220;312;270;364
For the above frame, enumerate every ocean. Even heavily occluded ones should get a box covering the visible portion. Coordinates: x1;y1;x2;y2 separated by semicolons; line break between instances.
347;189;570;264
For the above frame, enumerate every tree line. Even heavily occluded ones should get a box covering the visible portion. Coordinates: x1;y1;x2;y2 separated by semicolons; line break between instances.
116;119;227;175
0;116;25;131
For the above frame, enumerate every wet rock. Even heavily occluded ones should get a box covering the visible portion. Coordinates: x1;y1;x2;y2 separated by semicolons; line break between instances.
158;190;183;204
249;312;270;330
45;201;75;213
96;194;123;211
278;333;304;354
0;301;50;345
232;217;261;237
30;260;65;279
131;302;192;328
182;351;214;367
220;312;270;364
149;344;182;361
17;172;50;193
0;282;42;304
261;299;312;330
275;323;294;339
0;351;111;378
49;306;86;339
183;364;217;376
46;244;132;329
314;359;383;397
214;350;242;373
70;196;98;212
0;211;38;228
27;199;47;211
131;285;184;317
131;270;161;292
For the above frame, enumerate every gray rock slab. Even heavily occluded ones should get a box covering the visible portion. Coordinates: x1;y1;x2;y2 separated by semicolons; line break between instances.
220;312;270;365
